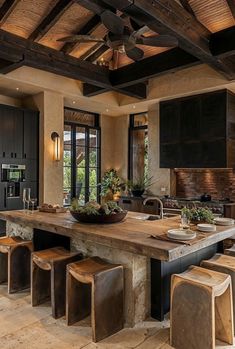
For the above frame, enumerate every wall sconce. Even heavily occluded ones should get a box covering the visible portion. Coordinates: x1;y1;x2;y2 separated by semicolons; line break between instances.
51;132;60;161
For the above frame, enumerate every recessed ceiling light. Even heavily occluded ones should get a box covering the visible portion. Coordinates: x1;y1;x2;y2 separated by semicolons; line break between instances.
106;109;109;112
16;87;19;91
72;100;76;104
133;105;136;109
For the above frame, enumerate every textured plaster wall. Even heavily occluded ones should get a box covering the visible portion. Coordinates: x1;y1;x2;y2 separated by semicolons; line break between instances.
101;114;129;181
24;91;64;205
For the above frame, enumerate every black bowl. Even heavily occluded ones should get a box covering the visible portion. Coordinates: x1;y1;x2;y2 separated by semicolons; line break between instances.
70;210;128;224
131;189;145;197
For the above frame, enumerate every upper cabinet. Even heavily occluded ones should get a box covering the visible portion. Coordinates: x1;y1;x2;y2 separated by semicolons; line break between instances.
160;90;235;168
23;110;39;160
0;104;39;161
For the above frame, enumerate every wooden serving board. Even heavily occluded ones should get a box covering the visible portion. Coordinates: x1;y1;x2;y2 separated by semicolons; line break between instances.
39;207;67;213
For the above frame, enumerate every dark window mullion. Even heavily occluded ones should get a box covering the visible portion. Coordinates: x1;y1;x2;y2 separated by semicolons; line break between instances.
85;127;90;202
71;125;77;199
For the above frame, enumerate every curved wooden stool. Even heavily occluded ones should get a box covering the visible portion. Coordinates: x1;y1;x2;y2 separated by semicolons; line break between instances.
201;253;235;331
31;247;82;319
0;236;33;293
66;257;124;342
171;265;234;349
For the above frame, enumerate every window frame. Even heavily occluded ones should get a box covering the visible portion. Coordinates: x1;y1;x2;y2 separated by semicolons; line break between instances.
128;112;148;180
63;107;101;204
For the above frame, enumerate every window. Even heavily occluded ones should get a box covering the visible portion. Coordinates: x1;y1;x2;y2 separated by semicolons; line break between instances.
128;113;148;181
63;108;101;206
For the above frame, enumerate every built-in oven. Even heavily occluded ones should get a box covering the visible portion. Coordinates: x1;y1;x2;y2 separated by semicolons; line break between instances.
1;164;26;198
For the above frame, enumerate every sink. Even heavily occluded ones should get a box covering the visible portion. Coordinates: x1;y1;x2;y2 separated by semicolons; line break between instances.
132;213;178;221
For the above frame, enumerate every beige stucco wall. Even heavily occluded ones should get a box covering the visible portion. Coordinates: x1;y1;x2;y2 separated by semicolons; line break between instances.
0;94;22;107
23;91;64;205
101;114;129;181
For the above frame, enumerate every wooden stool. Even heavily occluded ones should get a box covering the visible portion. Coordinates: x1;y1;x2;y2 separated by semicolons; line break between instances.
201;253;235;331
66;257;124;342
0;236;33;293
171;265;234;349
31;247;82;319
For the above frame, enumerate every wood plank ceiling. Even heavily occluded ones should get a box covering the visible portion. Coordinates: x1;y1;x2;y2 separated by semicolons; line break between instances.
0;0;234;99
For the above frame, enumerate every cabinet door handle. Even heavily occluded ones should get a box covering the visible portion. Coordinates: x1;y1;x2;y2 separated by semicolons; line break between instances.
2;152;5;157
15;153;17;158
24;153;26;159
11;152;13;158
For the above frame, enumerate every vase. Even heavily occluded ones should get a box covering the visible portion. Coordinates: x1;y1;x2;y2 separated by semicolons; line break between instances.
131;189;145;197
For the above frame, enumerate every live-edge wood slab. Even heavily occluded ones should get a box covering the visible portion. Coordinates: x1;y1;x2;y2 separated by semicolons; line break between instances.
1;210;235;262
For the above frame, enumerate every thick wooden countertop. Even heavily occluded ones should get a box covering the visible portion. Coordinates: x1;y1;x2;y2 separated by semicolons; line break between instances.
0;210;235;261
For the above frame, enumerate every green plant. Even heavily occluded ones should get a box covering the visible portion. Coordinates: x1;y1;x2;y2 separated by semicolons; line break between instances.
99;169;125;197
70;199;123;216
127;176;153;191
181;207;214;223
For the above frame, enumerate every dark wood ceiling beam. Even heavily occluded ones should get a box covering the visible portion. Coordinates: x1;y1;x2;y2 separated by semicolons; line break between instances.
29;0;75;42
61;14;101;54
226;0;235;19
110;48;199;87
102;0;235;79
0;29;110;88
178;0;195;17
83;82;147;99
0;59;24;74
0;29;146;99
209;26;235;58
76;0;114;15
0;0;19;25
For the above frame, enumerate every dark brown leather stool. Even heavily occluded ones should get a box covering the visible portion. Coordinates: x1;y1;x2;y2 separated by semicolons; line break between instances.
0;236;33;293
31;247;82;319
66;256;124;342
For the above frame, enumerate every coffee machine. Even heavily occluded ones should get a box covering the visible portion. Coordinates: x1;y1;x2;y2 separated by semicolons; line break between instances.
1;164;26;198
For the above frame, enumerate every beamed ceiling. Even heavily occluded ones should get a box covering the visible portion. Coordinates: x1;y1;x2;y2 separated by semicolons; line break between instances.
0;0;235;100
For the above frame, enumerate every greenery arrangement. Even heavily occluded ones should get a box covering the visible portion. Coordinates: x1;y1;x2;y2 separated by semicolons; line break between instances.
126;176;153;191
70;199;124;216
181;207;214;223
99;169;125;198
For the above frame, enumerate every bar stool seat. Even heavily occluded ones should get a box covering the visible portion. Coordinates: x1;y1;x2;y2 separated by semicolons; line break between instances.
66;257;124;342
201;253;235;331
0;236;33;293
31;247;82;319
171;265;234;349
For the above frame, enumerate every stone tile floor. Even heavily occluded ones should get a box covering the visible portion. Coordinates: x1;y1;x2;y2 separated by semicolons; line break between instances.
0;285;234;349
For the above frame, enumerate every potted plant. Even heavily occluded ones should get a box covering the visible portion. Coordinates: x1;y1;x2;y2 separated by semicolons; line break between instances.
127;176;153;197
181;207;214;224
99;169;125;201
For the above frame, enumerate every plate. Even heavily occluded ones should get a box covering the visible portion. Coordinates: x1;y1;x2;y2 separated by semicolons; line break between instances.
167;229;196;240
197;224;216;232
214;217;234;226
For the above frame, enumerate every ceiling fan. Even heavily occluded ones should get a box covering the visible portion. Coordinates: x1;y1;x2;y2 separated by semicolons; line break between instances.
58;10;178;62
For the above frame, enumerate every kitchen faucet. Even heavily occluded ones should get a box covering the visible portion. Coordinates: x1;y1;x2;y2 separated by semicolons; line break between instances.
143;196;164;219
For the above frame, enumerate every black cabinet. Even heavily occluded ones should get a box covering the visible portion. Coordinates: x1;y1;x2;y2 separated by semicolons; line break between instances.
0;105;23;159
23;110;39;160
160;90;235;168
0;104;39;211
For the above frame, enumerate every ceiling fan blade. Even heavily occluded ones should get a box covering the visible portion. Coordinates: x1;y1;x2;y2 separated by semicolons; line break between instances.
57;35;105;43
101;10;124;34
125;46;144;61
136;35;178;47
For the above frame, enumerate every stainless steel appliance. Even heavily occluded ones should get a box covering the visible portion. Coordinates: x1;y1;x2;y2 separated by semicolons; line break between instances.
1;164;26;199
1;164;26;183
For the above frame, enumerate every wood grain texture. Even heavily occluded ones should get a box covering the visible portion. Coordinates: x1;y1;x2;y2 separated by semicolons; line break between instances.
1;210;235;261
171;266;234;349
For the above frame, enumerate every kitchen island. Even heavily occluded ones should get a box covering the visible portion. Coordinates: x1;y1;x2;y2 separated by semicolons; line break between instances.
0;210;235;325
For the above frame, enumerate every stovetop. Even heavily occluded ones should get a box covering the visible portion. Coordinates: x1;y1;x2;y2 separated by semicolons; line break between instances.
162;196;233;204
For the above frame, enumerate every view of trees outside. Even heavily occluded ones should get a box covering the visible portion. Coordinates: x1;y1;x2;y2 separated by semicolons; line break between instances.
63;125;99;206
